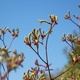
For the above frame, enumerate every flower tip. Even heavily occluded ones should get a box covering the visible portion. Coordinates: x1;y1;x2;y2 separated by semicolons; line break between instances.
38;20;47;24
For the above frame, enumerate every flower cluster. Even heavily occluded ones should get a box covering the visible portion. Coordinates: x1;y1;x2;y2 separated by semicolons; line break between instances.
23;59;46;80
0;27;19;37
49;15;58;24
62;34;80;64
24;15;58;48
23;68;46;80
38;14;58;25
24;28;45;48
0;27;24;80
24;15;58;80
62;34;76;42
64;11;80;28
5;50;24;72
11;28;19;37
0;27;9;35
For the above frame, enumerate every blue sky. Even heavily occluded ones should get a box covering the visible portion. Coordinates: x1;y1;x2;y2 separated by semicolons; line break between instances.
0;0;80;80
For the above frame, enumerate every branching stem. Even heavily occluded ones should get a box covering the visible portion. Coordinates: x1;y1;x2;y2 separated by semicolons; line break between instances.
0;38;6;47
45;33;52;80
45;24;55;80
8;37;16;49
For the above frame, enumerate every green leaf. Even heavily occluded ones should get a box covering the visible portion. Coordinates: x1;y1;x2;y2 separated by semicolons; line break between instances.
67;52;73;61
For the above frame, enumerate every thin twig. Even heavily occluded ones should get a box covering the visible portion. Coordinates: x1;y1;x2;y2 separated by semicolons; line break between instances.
0;38;6;47
39;41;44;47
8;37;16;49
7;73;9;80
30;46;47;64
1;63;5;71
3;34;5;44
70;18;80;28
65;41;78;54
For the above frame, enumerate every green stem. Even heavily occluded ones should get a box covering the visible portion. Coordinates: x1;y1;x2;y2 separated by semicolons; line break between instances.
45;32;52;80
45;24;56;80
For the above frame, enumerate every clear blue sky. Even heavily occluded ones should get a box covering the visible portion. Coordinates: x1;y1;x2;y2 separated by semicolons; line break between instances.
0;0;80;80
